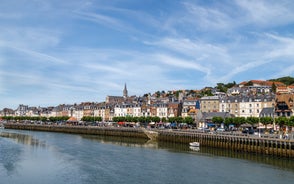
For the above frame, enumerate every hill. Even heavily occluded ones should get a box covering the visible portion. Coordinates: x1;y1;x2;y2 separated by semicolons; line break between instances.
268;76;294;86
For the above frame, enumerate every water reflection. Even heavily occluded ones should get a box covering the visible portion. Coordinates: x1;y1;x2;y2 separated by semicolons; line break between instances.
0;132;46;148
81;134;159;149
0;138;22;175
81;134;294;172
157;141;294;172
0;131;48;176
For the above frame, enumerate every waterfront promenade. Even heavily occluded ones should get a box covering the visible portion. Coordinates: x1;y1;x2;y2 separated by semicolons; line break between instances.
3;123;294;158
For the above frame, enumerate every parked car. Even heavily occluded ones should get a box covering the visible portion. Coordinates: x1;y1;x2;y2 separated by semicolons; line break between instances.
242;128;254;134
216;128;225;133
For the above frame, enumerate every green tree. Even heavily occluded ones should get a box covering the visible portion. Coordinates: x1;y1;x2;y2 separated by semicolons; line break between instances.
246;117;259;125
260;117;273;128
276;116;289;127
212;117;224;126
224;117;234;127
125;116;133;122
269;76;294;86
151;116;160;123
168;117;176;123
156;91;161;98
233;117;246;127
40;117;47;122
176;116;183;123
272;83;277;93
183;116;194;125
216;83;226;93
161;117;167;122
138;116;146;123
288;116;294;126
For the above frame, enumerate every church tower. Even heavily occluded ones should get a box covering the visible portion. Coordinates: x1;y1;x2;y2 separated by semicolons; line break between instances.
123;83;128;98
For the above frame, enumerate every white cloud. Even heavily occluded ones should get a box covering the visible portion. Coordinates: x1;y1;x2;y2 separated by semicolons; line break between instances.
1;0;294;109
235;0;294;27
182;1;234;30
154;53;210;74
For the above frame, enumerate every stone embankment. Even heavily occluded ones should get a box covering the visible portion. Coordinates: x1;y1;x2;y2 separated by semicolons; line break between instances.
4;123;294;158
3;123;149;139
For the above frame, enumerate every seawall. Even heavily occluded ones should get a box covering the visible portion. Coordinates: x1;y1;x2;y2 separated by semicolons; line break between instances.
3;123;149;139
4;123;294;158
158;130;294;158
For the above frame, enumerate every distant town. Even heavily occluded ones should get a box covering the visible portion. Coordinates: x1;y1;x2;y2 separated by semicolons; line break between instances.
1;78;294;129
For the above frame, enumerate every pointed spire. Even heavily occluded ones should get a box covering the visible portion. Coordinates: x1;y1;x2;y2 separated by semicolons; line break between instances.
123;83;128;98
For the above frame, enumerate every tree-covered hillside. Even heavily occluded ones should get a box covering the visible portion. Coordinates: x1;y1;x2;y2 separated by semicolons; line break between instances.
269;76;294;86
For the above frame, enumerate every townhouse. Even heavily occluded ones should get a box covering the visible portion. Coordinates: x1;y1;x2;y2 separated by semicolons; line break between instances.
275;93;294;117
200;96;220;113
219;95;275;117
181;99;200;118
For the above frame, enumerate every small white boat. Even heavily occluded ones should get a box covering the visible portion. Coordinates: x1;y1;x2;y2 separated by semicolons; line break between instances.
189;142;200;147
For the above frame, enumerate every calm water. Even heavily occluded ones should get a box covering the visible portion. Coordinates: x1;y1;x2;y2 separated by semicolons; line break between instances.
1;129;294;184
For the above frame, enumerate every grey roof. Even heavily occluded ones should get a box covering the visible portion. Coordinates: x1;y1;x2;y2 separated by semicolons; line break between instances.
259;107;274;117
220;94;275;103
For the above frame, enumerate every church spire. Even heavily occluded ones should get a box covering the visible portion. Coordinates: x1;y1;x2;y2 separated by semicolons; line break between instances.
123;83;128;98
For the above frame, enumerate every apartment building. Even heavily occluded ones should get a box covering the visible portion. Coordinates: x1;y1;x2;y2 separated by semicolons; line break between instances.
219;95;275;117
200;96;220;113
167;102;181;118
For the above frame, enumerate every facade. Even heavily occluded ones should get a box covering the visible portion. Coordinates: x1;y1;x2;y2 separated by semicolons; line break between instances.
276;86;294;94
168;102;181;118
182;99;199;117
200;96;220;113
3;81;294;124
220;95;275;117
0;108;15;116
15;104;29;116
198;112;233;128
275;94;294;117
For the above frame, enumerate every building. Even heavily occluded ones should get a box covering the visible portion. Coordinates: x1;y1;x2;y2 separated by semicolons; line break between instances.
220;95;275;117
200;96;220;113
15;104;29;116
275;93;294;117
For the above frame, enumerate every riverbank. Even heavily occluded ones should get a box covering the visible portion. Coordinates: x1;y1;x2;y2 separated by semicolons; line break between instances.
3;123;294;158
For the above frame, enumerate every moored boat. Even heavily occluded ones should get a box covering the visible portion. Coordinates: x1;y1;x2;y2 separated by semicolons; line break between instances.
189;142;200;147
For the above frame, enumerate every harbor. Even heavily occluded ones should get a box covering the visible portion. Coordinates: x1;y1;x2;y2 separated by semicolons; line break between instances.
1;128;293;184
3;123;294;158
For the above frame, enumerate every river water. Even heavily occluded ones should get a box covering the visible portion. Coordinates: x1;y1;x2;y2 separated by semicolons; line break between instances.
1;129;294;184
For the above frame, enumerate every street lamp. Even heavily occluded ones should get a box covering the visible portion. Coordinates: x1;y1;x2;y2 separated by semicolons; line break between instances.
273;103;276;131
92;108;95;125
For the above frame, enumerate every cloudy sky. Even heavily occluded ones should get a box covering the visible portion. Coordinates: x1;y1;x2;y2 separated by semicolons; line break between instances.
1;0;294;109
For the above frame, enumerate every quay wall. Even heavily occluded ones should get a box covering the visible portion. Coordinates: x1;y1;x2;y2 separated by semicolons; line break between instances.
158;130;294;158
4;124;294;158
3;123;149;139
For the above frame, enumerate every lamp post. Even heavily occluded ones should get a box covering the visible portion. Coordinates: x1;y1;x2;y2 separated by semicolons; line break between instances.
92;108;95;125
273;103;276;131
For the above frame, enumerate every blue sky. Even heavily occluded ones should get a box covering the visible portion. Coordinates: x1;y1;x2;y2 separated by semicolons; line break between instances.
1;0;294;109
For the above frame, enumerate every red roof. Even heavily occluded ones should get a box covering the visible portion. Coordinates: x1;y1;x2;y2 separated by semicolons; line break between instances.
67;117;78;122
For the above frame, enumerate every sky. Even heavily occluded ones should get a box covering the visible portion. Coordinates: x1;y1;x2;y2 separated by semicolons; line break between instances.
1;0;294;110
